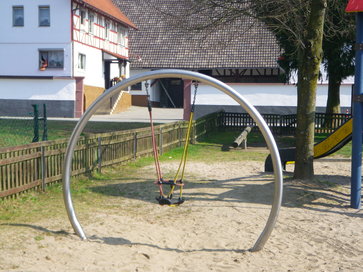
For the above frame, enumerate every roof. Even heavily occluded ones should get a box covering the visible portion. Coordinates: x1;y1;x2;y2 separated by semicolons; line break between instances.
74;0;136;29
113;0;280;70
346;0;363;12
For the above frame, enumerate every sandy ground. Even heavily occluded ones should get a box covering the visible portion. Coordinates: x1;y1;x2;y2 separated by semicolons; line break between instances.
0;158;362;272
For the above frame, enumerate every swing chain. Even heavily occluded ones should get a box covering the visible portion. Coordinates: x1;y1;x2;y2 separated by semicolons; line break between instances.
144;81;152;112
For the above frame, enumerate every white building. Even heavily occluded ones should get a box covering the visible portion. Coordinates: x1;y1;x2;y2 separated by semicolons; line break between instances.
116;0;353;119
0;0;136;117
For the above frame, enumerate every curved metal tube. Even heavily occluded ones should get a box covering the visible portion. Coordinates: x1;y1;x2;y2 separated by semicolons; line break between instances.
62;69;283;251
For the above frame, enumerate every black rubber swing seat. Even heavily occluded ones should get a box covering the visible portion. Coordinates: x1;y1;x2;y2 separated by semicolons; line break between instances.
157;179;184;186
156;196;185;206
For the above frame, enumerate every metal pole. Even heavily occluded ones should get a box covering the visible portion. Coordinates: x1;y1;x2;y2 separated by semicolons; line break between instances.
351;13;363;209
62;69;283;251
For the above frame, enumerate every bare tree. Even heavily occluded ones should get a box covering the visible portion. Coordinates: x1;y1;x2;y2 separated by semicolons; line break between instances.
323;1;355;115
157;0;328;179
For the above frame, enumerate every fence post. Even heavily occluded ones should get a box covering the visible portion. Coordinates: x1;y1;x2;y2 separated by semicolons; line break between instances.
133;132;137;160
192;121;197;144
40;145;46;191
97;136;102;173
179;123;182;147
159;128;163;155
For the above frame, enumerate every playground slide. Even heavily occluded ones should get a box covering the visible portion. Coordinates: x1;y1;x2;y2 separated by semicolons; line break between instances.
264;118;353;171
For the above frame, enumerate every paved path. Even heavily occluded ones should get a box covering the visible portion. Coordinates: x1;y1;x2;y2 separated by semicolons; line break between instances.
91;106;184;123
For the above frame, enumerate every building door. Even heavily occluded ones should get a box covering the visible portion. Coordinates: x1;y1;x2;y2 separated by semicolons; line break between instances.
104;60;111;89
159;78;184;108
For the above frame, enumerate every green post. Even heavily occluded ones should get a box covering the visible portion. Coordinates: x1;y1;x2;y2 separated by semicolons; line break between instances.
32;104;39;142
42;104;48;141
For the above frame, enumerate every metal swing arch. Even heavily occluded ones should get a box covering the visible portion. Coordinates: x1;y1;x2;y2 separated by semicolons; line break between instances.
62;69;283;252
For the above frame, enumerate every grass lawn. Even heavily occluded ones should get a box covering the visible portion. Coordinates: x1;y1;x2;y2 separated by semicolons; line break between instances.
0;129;269;223
0;119;150;148
0;117;352;158
0;126;353;225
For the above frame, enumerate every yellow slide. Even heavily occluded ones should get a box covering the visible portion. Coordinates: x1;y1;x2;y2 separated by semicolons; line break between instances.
313;118;352;159
265;118;352;171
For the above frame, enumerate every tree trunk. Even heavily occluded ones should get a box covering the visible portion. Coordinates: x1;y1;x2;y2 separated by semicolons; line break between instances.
294;0;326;180
325;68;341;128
325;68;341;114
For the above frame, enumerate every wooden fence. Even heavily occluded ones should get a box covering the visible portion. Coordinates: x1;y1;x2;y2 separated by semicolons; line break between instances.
0;120;199;199
0;110;221;199
0;111;350;199
219;112;352;134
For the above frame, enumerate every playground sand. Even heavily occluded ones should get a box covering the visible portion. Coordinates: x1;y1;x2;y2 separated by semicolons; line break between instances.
0;159;362;271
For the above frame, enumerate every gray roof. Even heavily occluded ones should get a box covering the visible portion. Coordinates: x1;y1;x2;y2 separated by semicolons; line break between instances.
114;0;281;70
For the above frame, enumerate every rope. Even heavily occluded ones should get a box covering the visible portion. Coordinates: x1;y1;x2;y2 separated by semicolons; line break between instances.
168;81;198;198
146;80;199;202
145;82;164;195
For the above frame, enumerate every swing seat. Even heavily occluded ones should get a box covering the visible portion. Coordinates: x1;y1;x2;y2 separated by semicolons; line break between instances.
156;196;185;206
157;179;184;186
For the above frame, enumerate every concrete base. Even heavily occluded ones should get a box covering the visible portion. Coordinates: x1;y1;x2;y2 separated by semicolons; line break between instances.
0;99;75;117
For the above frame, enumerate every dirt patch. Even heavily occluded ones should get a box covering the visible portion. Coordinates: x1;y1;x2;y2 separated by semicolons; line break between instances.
0;159;362;271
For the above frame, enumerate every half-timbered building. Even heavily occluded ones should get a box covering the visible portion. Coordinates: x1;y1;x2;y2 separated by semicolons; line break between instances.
0;0;136;117
115;0;353;118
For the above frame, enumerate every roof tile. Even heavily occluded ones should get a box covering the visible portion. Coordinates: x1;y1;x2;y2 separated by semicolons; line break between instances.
114;0;280;69
76;0;136;28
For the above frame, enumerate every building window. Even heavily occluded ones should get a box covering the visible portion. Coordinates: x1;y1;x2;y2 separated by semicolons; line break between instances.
88;13;94;33
117;26;126;46
39;49;64;70
105;21;109;38
97;15;103;26
78;53;86;70
80;9;86;24
13;6;24;27
131;82;142;91
39;6;50;27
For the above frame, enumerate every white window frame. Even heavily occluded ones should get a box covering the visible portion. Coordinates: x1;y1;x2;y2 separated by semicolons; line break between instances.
97;15;103;26
13;6;24;27
88;13;94;33
105;20;110;38
39;49;64;69
39;6;50;27
78;53;86;70
80;9;86;25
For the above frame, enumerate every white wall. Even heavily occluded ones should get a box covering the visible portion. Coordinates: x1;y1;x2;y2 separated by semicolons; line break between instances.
128;69;353;109
0;78;75;100
194;83;352;108
0;0;71;43
0;43;72;77
0;0;72;76
129;69;162;101
73;42;104;87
